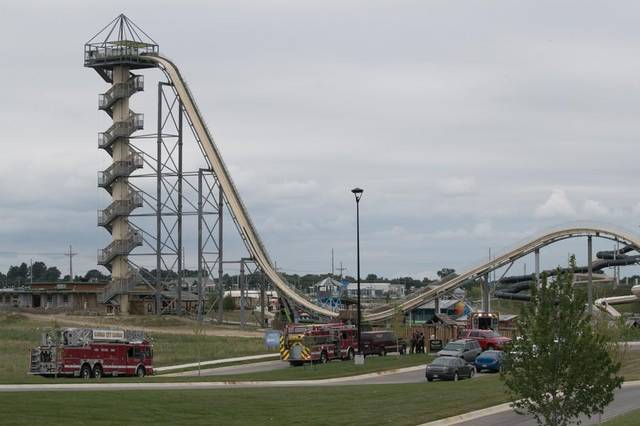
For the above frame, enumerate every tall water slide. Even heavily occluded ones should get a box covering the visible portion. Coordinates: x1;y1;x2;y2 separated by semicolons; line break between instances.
145;54;640;321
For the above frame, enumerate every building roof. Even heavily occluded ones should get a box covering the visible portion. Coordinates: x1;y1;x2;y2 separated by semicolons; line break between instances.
414;298;467;310
313;277;345;289
345;282;399;291
161;290;199;301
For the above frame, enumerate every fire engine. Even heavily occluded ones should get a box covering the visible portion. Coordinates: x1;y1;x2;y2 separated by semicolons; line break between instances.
279;323;357;365
467;311;499;330
29;328;154;378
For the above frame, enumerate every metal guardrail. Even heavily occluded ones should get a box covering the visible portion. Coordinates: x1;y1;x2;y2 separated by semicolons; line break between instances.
84;44;158;67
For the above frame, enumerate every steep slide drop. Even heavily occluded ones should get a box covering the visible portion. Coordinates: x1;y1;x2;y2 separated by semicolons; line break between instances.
146;54;339;319
145;55;640;322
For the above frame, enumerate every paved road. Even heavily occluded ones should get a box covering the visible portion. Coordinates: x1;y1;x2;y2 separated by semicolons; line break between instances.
454;382;640;426
0;362;492;392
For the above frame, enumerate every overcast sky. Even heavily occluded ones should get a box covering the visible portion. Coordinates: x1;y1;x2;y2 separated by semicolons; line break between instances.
1;1;640;281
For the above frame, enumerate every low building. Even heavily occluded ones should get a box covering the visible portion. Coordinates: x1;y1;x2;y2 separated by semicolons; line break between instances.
0;282;110;313
407;298;473;324
345;282;405;299
312;277;346;298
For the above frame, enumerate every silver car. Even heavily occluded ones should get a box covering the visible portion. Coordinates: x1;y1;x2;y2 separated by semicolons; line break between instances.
437;339;482;362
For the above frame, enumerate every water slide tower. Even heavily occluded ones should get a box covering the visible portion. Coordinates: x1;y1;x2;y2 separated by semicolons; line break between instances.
84;15;158;313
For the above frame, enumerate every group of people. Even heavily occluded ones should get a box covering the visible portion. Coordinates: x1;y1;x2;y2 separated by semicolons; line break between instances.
409;330;426;354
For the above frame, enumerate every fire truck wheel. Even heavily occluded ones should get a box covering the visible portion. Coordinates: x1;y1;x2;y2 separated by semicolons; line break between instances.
92;364;103;379
80;364;92;379
136;366;146;378
320;351;328;364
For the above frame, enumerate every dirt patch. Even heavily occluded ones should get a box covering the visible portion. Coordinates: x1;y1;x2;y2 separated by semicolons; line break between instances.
20;313;263;338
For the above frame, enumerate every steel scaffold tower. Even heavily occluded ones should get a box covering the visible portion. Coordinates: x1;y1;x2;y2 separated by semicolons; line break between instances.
84;15;260;318
85;15;158;313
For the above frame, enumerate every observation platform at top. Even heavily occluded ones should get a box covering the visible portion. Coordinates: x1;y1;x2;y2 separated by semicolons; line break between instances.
84;14;159;73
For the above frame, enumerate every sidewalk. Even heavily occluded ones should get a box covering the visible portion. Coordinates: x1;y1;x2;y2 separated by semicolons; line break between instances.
155;353;279;373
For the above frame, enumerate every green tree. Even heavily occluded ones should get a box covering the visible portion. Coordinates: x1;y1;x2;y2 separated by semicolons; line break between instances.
501;258;623;426
31;261;48;282
44;267;61;282
84;269;108;282
436;268;455;279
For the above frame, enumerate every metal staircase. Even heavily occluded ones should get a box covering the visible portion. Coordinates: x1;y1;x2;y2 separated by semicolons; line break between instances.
97;191;143;229
97;150;143;193
99;74;144;116
97;228;143;267
98;111;144;154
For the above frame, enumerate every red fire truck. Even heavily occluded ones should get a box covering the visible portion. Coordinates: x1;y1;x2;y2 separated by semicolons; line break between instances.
467;311;499;330
29;328;154;378
279;323;357;365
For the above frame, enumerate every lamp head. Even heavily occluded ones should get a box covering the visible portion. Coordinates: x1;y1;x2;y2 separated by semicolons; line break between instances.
351;187;364;202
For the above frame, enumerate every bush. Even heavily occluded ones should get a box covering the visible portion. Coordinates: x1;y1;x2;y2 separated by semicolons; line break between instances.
222;294;236;311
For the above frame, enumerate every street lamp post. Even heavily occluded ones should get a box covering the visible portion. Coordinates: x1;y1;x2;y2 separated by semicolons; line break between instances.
351;187;364;364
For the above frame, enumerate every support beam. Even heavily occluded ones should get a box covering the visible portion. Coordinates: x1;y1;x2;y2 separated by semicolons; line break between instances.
534;248;540;288
482;273;490;312
239;260;245;328
155;82;163;315
260;278;266;327
176;100;184;315
217;184;224;324
197;169;204;322
588;236;593;315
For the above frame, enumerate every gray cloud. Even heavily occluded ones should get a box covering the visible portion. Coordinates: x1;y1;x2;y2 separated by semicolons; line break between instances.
1;1;640;279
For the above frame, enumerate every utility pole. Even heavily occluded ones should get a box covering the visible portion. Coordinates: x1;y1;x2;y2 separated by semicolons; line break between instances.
337;262;346;279
64;245;77;282
331;249;335;276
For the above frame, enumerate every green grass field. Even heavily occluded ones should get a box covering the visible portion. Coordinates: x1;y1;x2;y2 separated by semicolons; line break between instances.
0;377;509;425
156;353;434;382
604;408;640;425
0;312;269;383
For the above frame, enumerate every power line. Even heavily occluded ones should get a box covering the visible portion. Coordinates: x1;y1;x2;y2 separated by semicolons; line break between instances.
64;245;78;281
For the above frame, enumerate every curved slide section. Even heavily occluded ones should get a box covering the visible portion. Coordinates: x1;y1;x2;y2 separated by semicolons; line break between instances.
366;224;640;322
146;54;339;318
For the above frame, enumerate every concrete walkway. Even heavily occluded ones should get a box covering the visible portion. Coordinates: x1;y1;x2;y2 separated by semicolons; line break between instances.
0;365;427;392
155;353;279;373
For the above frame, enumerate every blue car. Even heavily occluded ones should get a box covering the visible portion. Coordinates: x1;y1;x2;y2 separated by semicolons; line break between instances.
474;350;503;372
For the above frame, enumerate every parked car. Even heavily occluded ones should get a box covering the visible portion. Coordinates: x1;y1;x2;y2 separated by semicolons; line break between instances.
474;350;503;372
361;330;406;356
425;356;475;381
437;339;482;362
460;329;512;350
